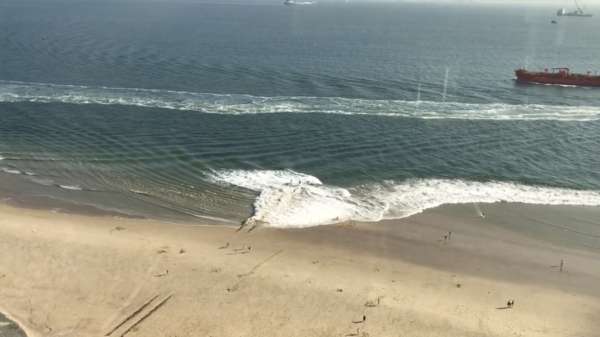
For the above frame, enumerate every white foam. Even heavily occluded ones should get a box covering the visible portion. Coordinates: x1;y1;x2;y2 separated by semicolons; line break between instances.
209;170;600;228
372;179;600;219
208;169;383;228
27;176;55;186
0;167;21;175
1;80;599;121
130;189;152;196
58;184;83;191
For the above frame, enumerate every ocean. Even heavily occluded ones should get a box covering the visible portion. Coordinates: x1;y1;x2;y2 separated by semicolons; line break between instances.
1;0;600;227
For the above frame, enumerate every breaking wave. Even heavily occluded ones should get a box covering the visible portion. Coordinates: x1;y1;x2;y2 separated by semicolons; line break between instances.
2;80;600;121
208;169;600;228
57;184;83;191
0;167;21;175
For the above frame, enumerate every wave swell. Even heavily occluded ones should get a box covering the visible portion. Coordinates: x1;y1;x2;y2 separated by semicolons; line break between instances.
2;80;600;121
208;169;600;228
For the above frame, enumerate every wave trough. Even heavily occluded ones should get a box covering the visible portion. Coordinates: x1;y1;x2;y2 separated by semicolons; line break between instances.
209;169;600;228
2;81;600;121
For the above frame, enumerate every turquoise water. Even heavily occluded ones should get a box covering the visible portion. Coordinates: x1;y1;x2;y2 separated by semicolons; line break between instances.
1;1;600;227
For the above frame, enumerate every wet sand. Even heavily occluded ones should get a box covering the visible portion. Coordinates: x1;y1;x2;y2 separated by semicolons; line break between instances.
0;202;599;337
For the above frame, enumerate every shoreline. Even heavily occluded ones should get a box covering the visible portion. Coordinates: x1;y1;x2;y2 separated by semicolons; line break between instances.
4;166;600;232
277;203;600;296
0;202;599;336
0;310;28;337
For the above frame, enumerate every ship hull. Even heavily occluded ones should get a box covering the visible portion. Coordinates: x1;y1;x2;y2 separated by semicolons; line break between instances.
515;69;600;87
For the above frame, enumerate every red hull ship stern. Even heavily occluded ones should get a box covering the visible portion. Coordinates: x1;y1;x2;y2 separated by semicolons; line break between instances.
515;68;600;87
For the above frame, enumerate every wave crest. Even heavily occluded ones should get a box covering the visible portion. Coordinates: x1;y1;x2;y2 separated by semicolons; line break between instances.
208;169;600;228
0;167;21;175
2;80;600;121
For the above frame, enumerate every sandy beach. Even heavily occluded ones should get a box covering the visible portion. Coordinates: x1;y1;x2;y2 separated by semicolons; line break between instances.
0;202;599;337
4;1;600;337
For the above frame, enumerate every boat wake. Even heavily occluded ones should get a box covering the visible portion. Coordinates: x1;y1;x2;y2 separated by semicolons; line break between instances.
208;169;600;228
2;80;600;121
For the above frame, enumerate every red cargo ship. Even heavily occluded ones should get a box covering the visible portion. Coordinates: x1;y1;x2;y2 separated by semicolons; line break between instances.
515;68;600;87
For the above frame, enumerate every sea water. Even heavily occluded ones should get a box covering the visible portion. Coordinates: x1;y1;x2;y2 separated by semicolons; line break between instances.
1;1;600;227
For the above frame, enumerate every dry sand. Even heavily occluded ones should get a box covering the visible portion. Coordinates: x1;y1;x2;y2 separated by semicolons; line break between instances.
0;202;599;337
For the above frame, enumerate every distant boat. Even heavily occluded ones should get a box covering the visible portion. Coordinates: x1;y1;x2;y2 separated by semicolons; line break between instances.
515;68;600;87
551;20;558;24
557;0;592;17
284;0;316;5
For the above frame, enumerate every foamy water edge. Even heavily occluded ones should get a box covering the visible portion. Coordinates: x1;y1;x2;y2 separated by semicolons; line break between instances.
208;169;600;228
